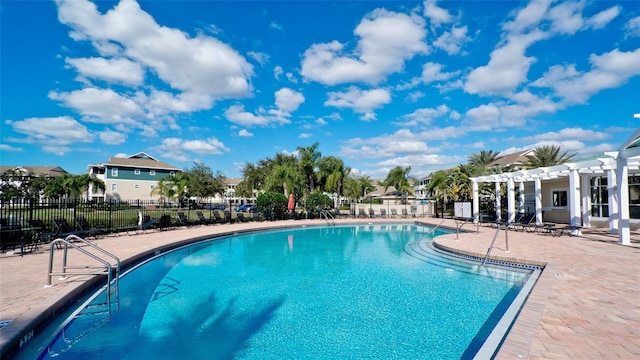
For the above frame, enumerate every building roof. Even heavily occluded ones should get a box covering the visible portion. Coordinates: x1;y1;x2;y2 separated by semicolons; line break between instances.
489;149;534;169
90;152;181;171
0;165;69;177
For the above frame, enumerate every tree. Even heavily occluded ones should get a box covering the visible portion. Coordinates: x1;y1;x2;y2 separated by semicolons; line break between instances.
297;142;321;194
382;166;414;194
183;161;226;200
72;174;106;201
467;150;501;175
524;145;576;168
317;156;350;208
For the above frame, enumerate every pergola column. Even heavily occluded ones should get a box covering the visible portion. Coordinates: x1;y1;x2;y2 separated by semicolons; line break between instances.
507;178;516;223
607;168;619;234
518;182;525;214
472;180;479;223
568;169;582;236
534;178;542;225
495;182;501;220
616;157;630;245
581;175;591;228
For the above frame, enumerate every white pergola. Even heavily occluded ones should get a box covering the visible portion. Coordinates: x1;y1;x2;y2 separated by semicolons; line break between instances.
471;127;640;245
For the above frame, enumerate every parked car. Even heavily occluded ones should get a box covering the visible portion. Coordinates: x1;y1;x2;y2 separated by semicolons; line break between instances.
203;204;226;211
235;204;258;213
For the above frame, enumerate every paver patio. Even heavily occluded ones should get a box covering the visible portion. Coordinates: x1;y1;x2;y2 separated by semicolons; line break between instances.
1;218;638;359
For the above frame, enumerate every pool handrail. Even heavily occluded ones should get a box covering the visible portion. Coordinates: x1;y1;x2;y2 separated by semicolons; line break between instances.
47;235;121;310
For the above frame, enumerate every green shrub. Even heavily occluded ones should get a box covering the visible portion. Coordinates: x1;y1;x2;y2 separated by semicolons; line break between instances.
256;192;288;220
304;193;333;211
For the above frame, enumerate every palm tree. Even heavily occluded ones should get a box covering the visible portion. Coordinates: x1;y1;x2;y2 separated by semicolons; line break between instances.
317;156;350;208
524;145;576;168
382;166;414;194
265;163;303;197
297;142;321;194
73;174;106;201
467;150;501;175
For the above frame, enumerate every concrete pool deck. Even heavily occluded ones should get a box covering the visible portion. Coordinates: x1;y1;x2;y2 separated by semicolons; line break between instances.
1;217;639;359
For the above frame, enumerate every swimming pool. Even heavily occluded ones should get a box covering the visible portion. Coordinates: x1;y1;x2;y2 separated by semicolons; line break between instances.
15;224;536;359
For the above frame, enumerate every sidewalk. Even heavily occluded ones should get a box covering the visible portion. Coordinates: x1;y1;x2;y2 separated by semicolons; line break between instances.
1;218;638;359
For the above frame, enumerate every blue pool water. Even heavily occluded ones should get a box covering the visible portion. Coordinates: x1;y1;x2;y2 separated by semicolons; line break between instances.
17;224;533;359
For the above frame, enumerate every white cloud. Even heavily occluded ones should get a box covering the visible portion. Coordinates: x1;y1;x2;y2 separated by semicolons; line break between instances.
238;129;253;137
49;87;144;123
5;116;95;150
520;127;610;143
247;51;269;66
625;16;640;38
153;136;229;161
587;6;620;29
340;128;431;160
422;0;452;28
420;62;458;83
0;144;23;152
433;26;469;55
65;56;144;85
531;48;640;104
224;104;270;127
273;65;283;80
398;105;450;126
99;129;127;144
324;87;391;117
464;30;546;96
56;0;253;98
273;88;304;114
300;8;427;85
299;133;311;139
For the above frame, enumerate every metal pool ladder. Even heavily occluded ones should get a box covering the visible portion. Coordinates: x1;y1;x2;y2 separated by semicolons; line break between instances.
481;223;509;266
320;209;335;226
47;234;121;312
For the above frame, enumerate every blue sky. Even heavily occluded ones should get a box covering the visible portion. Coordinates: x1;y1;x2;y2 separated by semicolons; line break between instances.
2;0;639;179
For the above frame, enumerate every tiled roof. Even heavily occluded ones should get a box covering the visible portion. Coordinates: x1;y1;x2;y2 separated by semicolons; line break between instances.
0;166;69;177
489;149;534;168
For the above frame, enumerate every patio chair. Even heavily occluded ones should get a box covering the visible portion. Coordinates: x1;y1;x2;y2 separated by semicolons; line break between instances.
358;208;367;218
402;208;409;218
196;211;215;225
212;210;228;224
177;212;200;227
158;214;176;231
390;209;398;218
511;213;536;231
379;208;387;218
52;217;86;239
75;216;108;239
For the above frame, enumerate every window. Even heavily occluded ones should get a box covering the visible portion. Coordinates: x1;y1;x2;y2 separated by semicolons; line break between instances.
630;175;640;220
134;184;140;189
551;189;567;207
150;170;156;176
111;168;118;177
150;184;155;190
134;169;141;175
111;184;117;192
590;177;609;217
169;171;175;176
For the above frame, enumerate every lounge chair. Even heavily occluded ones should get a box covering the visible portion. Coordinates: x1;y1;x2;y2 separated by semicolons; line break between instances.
390;209;398;218
401;208;408;218
511;213;536;231
196;211;215;225
379;208;387;218
177;211;200;227
52;217;86;239
75;216;108;239
212;210;227;224
480;214;500;227
158;214;176;231
368;208;376;218
358;208;367;218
